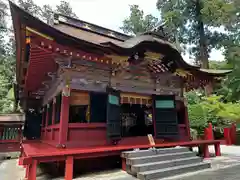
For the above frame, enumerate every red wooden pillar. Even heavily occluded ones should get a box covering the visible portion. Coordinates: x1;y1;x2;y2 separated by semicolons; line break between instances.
25;165;29;179
203;128;210;158
184;104;191;141
203;144;210;158
41;108;45;139
44;105;49;139
230;123;236;145
214;143;221;156
122;158;126;171
152;96;157;139
28;160;37;180
208;123;214;140
65;156;74;180
51;98;56;140
204;127;210;140
59;89;70;146
224;128;231;145
45;105;49;127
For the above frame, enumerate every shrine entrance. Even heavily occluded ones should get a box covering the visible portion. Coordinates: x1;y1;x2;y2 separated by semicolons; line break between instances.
121;104;153;137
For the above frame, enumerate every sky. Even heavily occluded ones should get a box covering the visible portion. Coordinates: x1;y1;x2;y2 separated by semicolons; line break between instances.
10;0;225;63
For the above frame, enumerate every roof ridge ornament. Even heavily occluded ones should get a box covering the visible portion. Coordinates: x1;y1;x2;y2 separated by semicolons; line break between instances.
146;21;168;40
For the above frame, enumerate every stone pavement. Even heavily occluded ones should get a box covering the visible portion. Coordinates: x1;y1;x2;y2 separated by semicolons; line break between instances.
175;164;240;180
0;158;25;180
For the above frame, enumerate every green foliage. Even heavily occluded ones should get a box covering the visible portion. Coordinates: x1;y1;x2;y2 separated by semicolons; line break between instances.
0;0;78;113
217;45;240;101
188;103;208;128
17;0;77;24
186;92;240;137
156;0;239;67
120;1;238;68
184;90;202;105
17;0;41;17
209;60;233;70
56;1;77;18
120;5;158;35
41;5;54;25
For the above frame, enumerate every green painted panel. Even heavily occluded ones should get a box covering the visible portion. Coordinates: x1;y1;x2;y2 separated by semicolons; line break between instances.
108;95;119;105
156;100;174;108
237;123;240;130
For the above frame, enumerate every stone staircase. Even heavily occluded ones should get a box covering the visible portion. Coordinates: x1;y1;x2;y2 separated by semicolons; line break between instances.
121;147;211;180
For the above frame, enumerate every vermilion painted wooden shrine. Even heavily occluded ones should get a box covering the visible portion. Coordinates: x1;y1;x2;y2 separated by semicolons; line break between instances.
9;1;231;180
0;114;24;152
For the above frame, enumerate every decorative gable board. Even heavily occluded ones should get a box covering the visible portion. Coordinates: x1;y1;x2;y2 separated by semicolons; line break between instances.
155;73;183;96
111;61;155;91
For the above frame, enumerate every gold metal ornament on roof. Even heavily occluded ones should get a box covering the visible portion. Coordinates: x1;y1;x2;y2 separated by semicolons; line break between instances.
145;52;163;60
174;69;192;78
105;55;129;65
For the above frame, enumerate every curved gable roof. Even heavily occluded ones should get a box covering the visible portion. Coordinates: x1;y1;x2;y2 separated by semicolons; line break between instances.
9;1;231;78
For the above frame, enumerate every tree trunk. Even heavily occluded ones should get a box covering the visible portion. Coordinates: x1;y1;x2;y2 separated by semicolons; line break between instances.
195;0;212;95
196;0;209;69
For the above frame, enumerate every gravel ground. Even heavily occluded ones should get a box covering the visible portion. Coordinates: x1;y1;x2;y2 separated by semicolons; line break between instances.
1;145;240;180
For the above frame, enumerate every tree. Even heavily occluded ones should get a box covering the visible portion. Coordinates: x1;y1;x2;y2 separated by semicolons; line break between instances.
0;1;80;113
56;1;77;18
17;0;41;17
156;0;238;69
0;0;7;55
120;5;158;35
0;1;16;113
41;4;54;25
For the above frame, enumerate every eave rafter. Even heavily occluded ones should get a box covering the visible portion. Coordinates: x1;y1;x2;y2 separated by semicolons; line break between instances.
23;31;115;99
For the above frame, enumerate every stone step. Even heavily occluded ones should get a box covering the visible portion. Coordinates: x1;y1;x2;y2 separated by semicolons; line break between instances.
121;147;189;158
126;151;196;165
137;162;211;180
131;156;202;175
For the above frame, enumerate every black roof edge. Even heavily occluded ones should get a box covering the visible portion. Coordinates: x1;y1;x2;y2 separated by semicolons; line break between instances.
9;1;109;55
54;13;131;41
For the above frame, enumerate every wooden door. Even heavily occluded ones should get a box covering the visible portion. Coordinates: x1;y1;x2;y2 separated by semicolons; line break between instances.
153;95;179;140
106;87;121;141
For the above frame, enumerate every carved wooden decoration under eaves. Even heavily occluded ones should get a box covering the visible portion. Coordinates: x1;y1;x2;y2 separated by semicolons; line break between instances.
113;59;154;84
145;51;164;60
67;64;110;81
156;73;183;96
174;69;192;78
105;54;129;65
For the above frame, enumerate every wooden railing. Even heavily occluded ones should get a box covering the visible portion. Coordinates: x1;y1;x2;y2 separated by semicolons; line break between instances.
0;127;21;140
0;126;22;152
